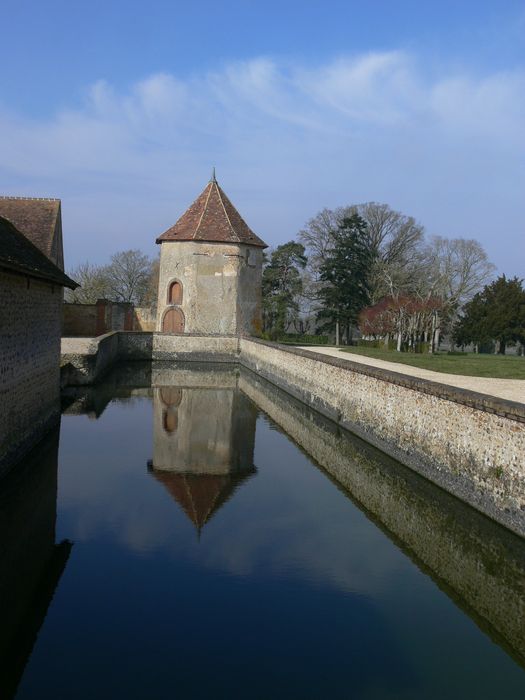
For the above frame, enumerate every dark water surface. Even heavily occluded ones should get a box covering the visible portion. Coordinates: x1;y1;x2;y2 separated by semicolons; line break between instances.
3;363;525;699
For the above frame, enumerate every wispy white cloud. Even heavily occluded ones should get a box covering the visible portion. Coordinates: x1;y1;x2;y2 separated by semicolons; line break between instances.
0;51;523;273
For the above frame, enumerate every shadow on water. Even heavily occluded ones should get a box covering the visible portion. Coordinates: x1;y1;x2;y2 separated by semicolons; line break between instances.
0;428;72;700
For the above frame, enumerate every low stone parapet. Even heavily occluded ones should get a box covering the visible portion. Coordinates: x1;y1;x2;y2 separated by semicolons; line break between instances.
60;332;240;385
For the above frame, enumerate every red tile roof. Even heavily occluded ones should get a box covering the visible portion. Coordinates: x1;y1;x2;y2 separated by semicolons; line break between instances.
151;468;255;532
156;178;267;248
0;197;62;266
0;216;77;289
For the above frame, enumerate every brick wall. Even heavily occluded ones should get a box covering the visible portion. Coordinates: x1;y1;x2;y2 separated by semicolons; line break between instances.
0;271;62;472
63;303;98;336
62;301;156;336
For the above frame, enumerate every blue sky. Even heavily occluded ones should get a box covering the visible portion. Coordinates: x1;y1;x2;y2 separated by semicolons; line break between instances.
1;0;524;275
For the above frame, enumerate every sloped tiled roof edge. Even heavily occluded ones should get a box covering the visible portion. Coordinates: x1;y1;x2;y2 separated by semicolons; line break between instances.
0;216;78;289
156;180;267;248
0;197;61;261
151;468;256;531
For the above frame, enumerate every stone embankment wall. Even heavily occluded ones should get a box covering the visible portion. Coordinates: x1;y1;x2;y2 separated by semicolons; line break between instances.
61;332;239;385
59;332;525;537
0;271;63;473
239;369;525;666
240;338;525;537
61;332;120;387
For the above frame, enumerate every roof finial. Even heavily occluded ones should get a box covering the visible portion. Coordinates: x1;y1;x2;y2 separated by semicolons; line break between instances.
210;166;217;183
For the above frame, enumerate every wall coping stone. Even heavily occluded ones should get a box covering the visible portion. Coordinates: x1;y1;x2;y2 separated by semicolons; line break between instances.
242;337;525;424
61;331;120;356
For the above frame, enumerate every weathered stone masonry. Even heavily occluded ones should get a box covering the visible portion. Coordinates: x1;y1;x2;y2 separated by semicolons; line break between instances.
0;272;63;471
0;210;77;474
155;175;267;336
239;338;525;537
60;332;525;538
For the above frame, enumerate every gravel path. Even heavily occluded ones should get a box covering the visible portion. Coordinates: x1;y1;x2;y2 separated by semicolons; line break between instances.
297;346;525;404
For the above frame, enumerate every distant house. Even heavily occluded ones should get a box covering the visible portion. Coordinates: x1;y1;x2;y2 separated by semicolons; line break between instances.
0;214;77;473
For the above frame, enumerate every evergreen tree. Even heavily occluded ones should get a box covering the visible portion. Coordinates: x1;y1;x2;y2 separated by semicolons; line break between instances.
262;241;307;337
454;276;525;353
316;214;373;341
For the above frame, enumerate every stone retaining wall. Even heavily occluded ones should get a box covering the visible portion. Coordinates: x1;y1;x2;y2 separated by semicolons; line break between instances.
118;332;239;363
239;338;525;537
61;332;120;386
61;332;239;385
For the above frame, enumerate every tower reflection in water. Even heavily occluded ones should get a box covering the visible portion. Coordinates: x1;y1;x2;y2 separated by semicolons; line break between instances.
148;369;257;534
0;429;72;700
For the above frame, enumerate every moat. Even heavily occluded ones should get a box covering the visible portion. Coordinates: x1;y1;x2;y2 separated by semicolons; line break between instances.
2;363;525;699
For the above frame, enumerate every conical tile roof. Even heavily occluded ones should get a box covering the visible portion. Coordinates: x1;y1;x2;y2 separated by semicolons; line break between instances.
152;469;256;533
156;176;267;248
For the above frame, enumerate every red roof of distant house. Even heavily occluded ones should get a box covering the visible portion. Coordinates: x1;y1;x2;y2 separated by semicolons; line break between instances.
156;174;267;248
0;197;62;264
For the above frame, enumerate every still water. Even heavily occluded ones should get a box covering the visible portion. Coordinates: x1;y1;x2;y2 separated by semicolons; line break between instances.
2;363;525;699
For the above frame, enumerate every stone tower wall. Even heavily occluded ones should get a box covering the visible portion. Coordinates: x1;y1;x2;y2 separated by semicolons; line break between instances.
157;240;263;335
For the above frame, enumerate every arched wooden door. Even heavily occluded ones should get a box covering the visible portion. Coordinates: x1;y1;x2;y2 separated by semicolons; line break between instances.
162;308;185;333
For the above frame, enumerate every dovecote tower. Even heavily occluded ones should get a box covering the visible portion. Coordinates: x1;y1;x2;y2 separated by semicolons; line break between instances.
155;172;267;335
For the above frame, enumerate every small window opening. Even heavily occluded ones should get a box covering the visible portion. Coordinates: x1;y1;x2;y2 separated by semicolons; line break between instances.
168;280;182;305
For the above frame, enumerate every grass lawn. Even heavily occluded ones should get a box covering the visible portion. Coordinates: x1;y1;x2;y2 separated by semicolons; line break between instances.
338;346;525;379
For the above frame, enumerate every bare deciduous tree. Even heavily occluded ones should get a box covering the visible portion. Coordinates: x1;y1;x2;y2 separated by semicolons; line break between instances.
422;236;496;308
65;250;158;306
418;236;496;351
104;249;153;304
298;207;351;270
64;262;111;303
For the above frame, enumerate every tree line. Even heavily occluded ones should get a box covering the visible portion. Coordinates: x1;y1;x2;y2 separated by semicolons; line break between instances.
263;202;524;354
65;204;524;354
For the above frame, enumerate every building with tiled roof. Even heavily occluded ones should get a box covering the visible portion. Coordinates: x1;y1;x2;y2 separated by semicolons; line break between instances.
156;171;267;248
155;172;267;335
0;216;76;290
0;197;64;270
0;214;77;473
